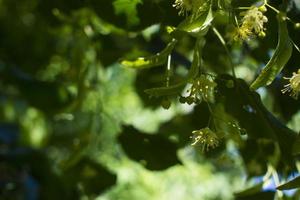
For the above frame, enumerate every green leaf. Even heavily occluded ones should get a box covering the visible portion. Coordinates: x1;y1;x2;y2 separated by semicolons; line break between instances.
292;135;300;155
234;182;264;197
277;176;300;190
250;14;293;90
144;82;186;97
113;0;142;26
145;38;206;97
175;5;213;38
235;191;275;200
120;39;177;69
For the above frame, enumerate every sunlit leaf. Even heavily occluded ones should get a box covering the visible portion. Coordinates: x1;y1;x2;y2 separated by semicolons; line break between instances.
121;39;177;69
176;5;213;37
250;14;293;90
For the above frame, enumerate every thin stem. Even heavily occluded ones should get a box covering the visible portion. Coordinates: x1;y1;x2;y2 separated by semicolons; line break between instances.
206;102;218;132
236;7;252;10
212;26;236;78
196;38;203;74
265;3;280;14
265;2;295;24
234;15;239;27
291;39;300;54
166;54;172;87
207;115;212;127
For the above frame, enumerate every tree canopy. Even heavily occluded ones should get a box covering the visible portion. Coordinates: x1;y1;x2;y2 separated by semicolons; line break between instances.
1;0;300;199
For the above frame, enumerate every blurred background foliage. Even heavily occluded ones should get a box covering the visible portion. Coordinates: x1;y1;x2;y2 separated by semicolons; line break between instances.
0;0;300;199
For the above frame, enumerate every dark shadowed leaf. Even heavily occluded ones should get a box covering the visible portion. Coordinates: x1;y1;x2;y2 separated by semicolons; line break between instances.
118;126;181;170
292;135;300;155
277;176;300;190
234;182;264;198
235;191;275;200
1;67;75;113
64;156;117;195
1;150;68;200
217;75;296;164
239;139;275;177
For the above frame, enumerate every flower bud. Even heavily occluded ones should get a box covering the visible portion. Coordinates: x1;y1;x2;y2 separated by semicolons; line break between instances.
258;5;267;13
294;23;300;29
258;31;266;38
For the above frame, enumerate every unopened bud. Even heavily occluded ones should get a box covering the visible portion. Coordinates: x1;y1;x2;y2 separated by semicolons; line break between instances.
258;5;267;13
258;31;266;38
294;23;300;29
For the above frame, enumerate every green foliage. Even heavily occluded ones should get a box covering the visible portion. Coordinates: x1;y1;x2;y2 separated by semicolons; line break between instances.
1;0;300;199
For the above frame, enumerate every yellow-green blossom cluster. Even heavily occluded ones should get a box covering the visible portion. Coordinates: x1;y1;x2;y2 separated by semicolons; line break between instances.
179;75;217;104
282;69;300;99
191;127;219;151
231;6;268;41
